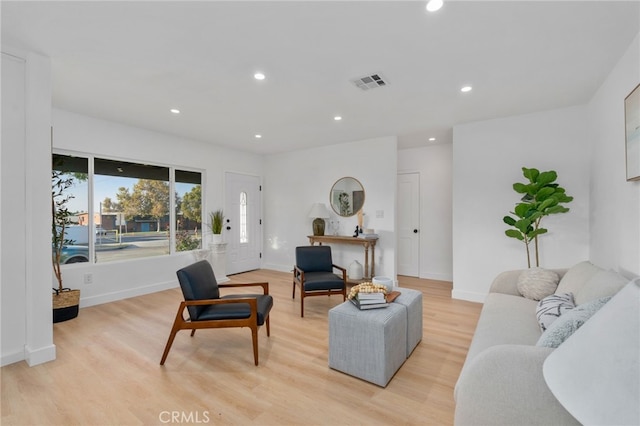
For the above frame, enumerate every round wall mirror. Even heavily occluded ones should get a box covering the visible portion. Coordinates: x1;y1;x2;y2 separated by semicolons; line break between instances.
330;177;365;217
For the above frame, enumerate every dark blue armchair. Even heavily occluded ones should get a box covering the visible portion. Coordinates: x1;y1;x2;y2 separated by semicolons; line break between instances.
160;260;273;366
293;245;347;317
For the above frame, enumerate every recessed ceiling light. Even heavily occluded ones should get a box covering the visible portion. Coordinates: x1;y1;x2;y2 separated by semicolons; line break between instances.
461;85;473;93
255;134;262;139
426;0;444;12
170;108;180;114
429;137;436;142
334;116;342;121
254;72;265;80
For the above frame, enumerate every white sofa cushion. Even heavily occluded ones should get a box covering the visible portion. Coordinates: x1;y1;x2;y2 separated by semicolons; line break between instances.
457;293;540;395
555;261;601;296
574;269;629;305
517;267;560;300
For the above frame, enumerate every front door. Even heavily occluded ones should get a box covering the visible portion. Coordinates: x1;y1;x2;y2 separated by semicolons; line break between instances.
224;172;262;274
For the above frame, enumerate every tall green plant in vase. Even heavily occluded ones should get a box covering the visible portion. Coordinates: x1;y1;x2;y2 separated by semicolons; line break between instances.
52;169;81;322
503;167;573;268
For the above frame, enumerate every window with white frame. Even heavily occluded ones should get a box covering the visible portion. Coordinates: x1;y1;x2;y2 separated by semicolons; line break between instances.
53;152;202;264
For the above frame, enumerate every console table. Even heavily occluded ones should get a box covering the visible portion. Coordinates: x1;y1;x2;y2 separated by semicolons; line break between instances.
307;235;378;280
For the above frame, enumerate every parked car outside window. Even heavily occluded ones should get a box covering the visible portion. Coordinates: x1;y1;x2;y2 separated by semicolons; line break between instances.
58;245;90;264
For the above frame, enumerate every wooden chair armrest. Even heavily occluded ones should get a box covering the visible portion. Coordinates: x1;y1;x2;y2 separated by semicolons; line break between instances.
332;264;347;279
332;264;346;273
218;281;269;295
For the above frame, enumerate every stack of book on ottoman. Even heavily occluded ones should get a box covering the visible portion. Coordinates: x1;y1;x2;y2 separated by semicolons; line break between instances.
348;282;389;310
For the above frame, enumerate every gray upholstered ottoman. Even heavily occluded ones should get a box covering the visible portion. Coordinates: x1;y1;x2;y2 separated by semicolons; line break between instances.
328;301;407;387
393;288;423;357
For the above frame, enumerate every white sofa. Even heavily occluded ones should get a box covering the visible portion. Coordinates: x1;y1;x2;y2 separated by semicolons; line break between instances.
454;261;637;425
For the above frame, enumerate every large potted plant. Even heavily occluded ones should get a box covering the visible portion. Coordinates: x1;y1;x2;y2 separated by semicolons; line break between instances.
503;167;573;268
52;169;81;323
208;209;224;244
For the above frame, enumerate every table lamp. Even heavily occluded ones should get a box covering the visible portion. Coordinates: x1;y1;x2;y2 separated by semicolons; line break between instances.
308;203;331;236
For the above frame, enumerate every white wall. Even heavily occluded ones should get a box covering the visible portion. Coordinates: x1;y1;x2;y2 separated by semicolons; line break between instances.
51;109;264;308
1;50;55;367
588;33;640;276
398;143;453;281
452;106;591;302
451;32;640;303
262;136;397;280
2;52;28;366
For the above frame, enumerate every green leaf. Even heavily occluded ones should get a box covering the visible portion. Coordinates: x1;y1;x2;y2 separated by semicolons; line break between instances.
528;211;543;222
515;218;532;233
555;194;573;203
536;186;556;201
522;167;539;182
503;216;516;226
513;182;529;194
537;170;557;186
530;228;548;238
538;198;557;210
514;203;536;218
546;206;570;214
505;230;524;240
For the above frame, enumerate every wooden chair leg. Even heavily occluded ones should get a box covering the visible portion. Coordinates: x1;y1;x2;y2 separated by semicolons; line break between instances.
251;325;259;366
266;316;271;336
161;305;188;365
160;327;179;365
292;281;296;299
190;329;196;336
300;292;304;317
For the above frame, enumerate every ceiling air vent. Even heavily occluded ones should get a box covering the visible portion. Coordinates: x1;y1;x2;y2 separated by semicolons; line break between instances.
351;73;388;91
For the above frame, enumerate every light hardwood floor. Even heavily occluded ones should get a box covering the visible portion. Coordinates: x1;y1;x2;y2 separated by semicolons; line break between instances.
1;270;481;425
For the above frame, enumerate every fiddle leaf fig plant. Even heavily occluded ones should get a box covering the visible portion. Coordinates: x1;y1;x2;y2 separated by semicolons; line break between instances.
503;167;573;268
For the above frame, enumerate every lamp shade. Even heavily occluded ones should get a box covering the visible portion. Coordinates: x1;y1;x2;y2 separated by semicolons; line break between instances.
308;203;331;219
543;278;640;425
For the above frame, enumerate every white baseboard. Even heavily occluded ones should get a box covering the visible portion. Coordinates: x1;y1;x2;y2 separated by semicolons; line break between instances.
451;288;486;303
25;343;56;366
80;279;178;308
419;272;453;282
1;349;26;367
261;263;292;274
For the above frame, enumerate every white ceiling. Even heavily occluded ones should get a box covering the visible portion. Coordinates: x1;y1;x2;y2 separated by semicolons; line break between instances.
2;1;639;155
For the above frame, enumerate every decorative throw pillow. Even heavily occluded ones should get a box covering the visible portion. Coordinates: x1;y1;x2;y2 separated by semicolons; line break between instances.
536;296;612;348
517;268;561;301
536;292;575;331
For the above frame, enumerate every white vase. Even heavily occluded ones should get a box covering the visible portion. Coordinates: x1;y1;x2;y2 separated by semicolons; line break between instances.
372;276;394;292
211;234;223;244
348;260;363;280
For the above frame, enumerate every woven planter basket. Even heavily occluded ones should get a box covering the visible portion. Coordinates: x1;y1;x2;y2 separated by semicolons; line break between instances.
52;288;80;309
53;289;80;323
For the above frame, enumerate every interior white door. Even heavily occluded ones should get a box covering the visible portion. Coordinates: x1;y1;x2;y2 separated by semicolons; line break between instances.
397;172;420;276
224;172;262;275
